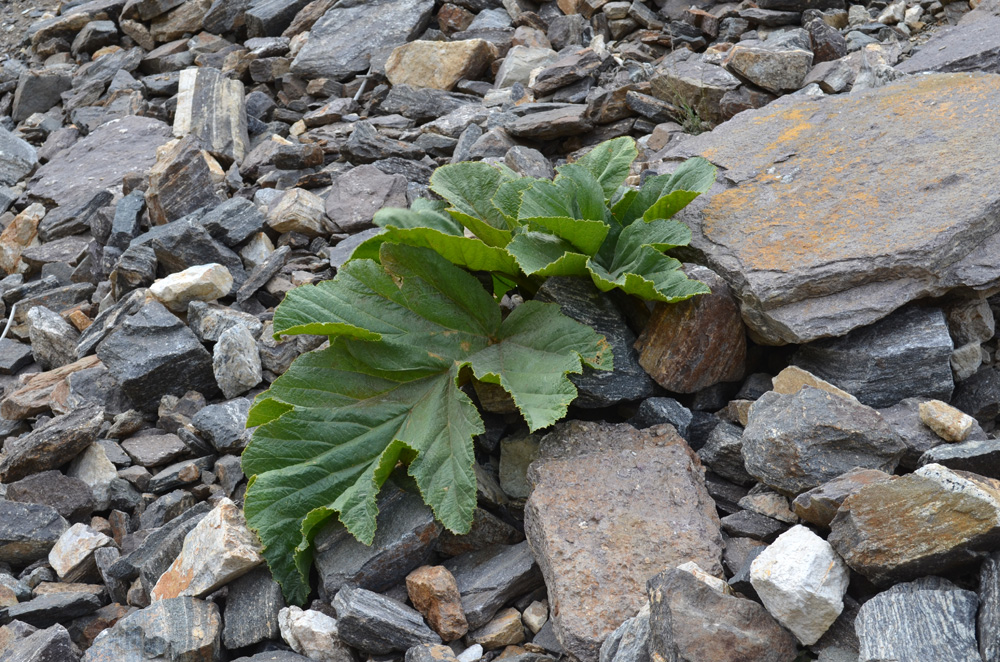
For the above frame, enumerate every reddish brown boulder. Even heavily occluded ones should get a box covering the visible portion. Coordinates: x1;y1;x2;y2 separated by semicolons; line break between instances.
406;565;468;642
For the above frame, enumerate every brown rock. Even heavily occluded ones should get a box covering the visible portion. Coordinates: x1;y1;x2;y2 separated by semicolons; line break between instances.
149;0;213;42
635;265;746;394
467;608;525;650
145;135;226;226
438;3;475;35
0;204;44;276
386;40;496;91
648;567;799;662
791;468;893;528
406;566;468;641
829;463;1000;584
650;52;740;127
771;365;856;401
524;421;723;662
0;355;102;420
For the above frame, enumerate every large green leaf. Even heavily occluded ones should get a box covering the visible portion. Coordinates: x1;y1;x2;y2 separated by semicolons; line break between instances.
571;136;638;200
612;157;716;225
430;162;517;245
243;244;610;605
587;219;711;302
507;231;590;277
519;164;606;223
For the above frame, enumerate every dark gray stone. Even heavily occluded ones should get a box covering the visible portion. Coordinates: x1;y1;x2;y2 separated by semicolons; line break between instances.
290;0;435;81
443;541;543;630
81;597;221;662
628;398;693;439
111;245;158;299
199;197;266;248
237;245;290;303
232;653;312;662
897;14;1000;75
222;566;285;649
0;407;105;483
191;398;252;454
741;387;905;494
6;471;95;520
76;287;147;359
794;306;954;408
332;586;442;654
878;397;961;469
325;164;408;233
697;420;755;486
919;438;1000;478
979;553;1000;662
599;604;649;662
146;456;217;495
3;592;103;629
380;85;482;123
121;432;190;468
106;502;211;583
94;546;128;605
0;501;67;566
138;490;197;530
0;340;34;375
345;122;424;164
535;278;655;408
0;623;79;662
12;70;72;123
314;486;442;601
95;301;218;411
952;365;1000;424
40;191;114;243
246;0;313;37
108;190;146;252
0;126;37;187
855;580;980;662
718;509;787;542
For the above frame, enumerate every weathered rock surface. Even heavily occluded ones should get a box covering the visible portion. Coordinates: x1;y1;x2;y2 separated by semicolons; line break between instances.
82;597;221;661
524;421;723;662
665;73;1000;344
278;606;353;662
0;406;104;482
332;585;442;654
174;66;249;164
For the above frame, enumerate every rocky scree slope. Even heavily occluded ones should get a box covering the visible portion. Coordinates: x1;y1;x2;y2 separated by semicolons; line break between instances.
0;0;998;661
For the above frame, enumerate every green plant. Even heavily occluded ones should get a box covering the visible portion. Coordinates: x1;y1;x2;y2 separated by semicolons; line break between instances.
241;137;716;604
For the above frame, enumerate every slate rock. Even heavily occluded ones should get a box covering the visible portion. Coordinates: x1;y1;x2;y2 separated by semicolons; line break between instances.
81;597;221;661
314;486;442;601
897;14;1000;75
223;566;286;649
246;0;313;37
829;463;1000;584
0;126;38;187
191;398;252;454
535;277;655;407
12;70;72;124
290;0;435;80
145;135;227;227
106;502;210;583
697;420;754;486
793;306;954;408
133;214;246;285
878;396;959;469
332;586;442;655
599;602;649;662
0;501;68;566
627;398;692;439
0;406;105;483
953;365;1000;423
199;197;266;248
213;325;262;399
174;66;250;165
4;592;103;630
919;438;1000;478
0;624;79;662
121;432;190;468
5;471;95;520
979;552;1000;662
325;164;408;234
647;567;798;662
719;509;788;542
741;387;905;494
508;105;592;140
649;53;740;126
524;421;723;662
27;117;172;210
96;301;217;411
855;579;980;662
386;39;495;91
791;468;892;528
443;542;541;631
723;38;814;94
25;306;79;371
0;340;34;375
663;73;1000;344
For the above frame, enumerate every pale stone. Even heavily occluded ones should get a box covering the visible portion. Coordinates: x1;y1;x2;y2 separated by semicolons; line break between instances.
150;263;234;312
457;644;483;662
173;67;250;164
676;561;733;595
751;525;851;645
919;399;976;443
67;443;117;511
386;40;496;91
240;232;275;270
213;324;263;399
48;523;115;583
151;497;263;600
279;605;354;662
466;608;524;649
522;600;548;634
266;187;327;236
772;365;857;402
0;204;44;275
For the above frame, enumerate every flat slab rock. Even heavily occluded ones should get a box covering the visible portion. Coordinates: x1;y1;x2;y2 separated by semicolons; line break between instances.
524;421;723;662
82;596;221;661
662;73;1000;344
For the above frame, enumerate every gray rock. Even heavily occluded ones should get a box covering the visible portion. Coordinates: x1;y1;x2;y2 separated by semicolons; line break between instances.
106;502;211;583
246;0;313;37
628;398;693;439
199;197;266;248
724;38;814;94
855;580;980;662
980;552;1000;662
81;597;221;662
5;471;95;520
3;592;103;629
742;387;905;494
121;432;190;468
0;501;67;566
290;0;435;81
0;339;35;375
662;73;1000;344
26;306;79;370
191;398;252;454
345;121;424;164
698;420;755;486
650;52;740;126
794;306;954;408
237;244;290;304
0;407;105;483
326;164;409;233
599;604;649;662
96;301;218;411
27;116;172;210
444;542;542;630
0;624;79;662
12;70;72;123
535;278;655;408
508;105;592;140
213;325;262;399
878;397;960;469
111;246;158;299
144;135;228;228
952;365;1000;423
187;301;263;343
719;509;788;542
223;566;286;649
332;586;442;654
0;126;38;186
174;66;250;165
314;486;442;601
897;14;1000;74
147;456;217;496
231;653;312;662
919;438;1000;478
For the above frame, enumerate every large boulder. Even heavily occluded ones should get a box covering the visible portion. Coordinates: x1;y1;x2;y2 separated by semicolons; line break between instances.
659;73;1000;344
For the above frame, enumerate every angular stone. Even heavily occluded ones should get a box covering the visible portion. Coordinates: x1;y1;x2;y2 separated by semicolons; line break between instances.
199;197;266;248
0;624;78;662
174;66;250;165
332;586;442;654
792;306;954;408
4;593;102;630
897;14;1000;75
325;165;408;234
213;324;262;398
133;215;246;284
443;542;540;631
151;497;263;600
494;46;559;88
67;443;118;511
635;266;746;394
697;421;754;486
266;188;327;237
345;122;425;164
223;566;285;649
278;606;353;662
408;643;461;662
191;398;251;454
27;117;172;211
291;0;435;80
0;406;104;483
150;263;233;312
96;301;217;411
919;438;1000;478
742;388;904;494
105;502;210;584
0;339;34;375
791;468;892;528
48;523;115;583
628;397;692;438
81;597;220;661
145;136;227;227
12;70;72;124
855;579;980;662
121;432;190;468
650;53;740;126
0;356;101;421
386;40;495;91
879;397;958;469
0;501;67;566
508;105;592;140
246;0;313;37
720;510;788;542
188;301;262;343
5;471;95;520
647;567;799;662
406;566;468;641
0;204;43;276
724;40;814;94
771;365;856;401
466;608;523;649
919;399;976;442
26;306;80;370
0;126;37;187
663;73;1000;344
749;525;849;645
829;463;1000;584
524;421;723;661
